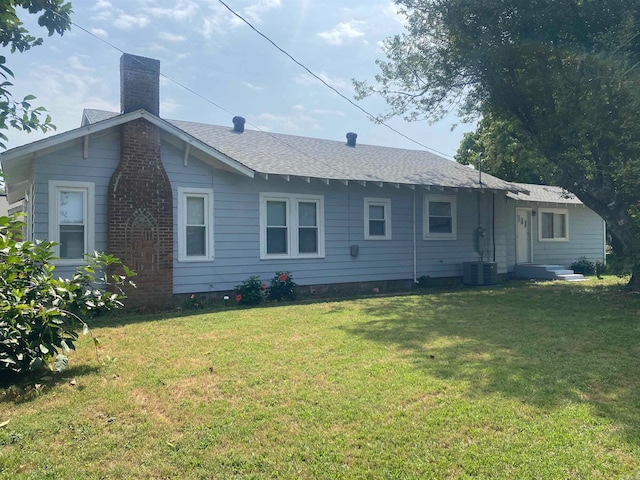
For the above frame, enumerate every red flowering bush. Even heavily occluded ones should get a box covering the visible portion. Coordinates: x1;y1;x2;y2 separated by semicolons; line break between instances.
234;276;265;306
267;271;297;302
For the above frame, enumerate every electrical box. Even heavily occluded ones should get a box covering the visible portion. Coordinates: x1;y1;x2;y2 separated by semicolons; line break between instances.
463;262;498;285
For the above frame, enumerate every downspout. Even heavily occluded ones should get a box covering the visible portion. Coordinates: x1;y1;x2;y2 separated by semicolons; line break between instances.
413;187;417;283
493;193;496;262
603;219;607;265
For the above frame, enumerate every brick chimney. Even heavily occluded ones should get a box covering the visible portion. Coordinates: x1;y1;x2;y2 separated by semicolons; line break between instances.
107;53;173;309
120;54;160;115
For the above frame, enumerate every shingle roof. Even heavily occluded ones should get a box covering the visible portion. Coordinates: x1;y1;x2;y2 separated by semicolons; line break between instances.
507;183;582;204
83;109;523;192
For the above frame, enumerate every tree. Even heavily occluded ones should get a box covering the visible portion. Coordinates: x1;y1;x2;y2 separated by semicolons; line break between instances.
0;1;73;149
455;113;553;185
355;0;640;287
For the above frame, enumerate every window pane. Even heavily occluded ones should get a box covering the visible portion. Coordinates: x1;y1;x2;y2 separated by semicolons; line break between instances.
299;227;318;253
186;226;206;256
60;225;84;259
187;196;205;225
59;191;84;224
554;214;566;238
369;220;386;236
429;217;452;234
267;227;287;254
298;202;317;227
430;201;451;217
541;212;553;238
267;201;287;226
369;205;385;220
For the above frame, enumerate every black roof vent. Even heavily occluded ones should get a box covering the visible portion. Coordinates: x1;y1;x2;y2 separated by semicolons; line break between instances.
232;116;246;133
346;132;357;147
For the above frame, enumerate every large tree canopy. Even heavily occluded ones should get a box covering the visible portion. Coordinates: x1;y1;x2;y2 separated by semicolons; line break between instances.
0;1;72;149
356;0;640;287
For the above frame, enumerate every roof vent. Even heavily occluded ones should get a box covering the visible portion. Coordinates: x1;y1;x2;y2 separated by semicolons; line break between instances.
346;132;357;147
232;116;246;133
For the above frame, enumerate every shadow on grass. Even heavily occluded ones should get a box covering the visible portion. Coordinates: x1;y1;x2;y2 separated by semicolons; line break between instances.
0;364;101;404
335;280;640;441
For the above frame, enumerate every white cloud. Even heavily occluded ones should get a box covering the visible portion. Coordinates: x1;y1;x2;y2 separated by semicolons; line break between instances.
90;28;108;38
114;13;150;30
160;98;180;115
318;21;365;45
243;82;264;91
91;0;112;10
158;32;186;43
148;2;199;21
67;56;94;72
381;1;407;24
244;0;282;23
200;4;243;39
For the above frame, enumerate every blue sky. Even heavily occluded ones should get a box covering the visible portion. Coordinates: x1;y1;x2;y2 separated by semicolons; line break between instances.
6;0;474;158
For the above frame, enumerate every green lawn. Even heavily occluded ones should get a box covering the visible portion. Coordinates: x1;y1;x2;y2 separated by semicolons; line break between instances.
2;278;640;479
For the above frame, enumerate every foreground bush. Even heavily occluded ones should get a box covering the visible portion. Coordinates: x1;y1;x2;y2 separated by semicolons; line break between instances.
0;215;135;382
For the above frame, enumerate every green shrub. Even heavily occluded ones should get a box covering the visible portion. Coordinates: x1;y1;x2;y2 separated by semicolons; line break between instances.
234;275;266;306
0;215;135;383
570;257;595;275
266;271;297;302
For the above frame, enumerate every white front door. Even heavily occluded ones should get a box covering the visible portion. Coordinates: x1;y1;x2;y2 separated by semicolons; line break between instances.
516;208;532;264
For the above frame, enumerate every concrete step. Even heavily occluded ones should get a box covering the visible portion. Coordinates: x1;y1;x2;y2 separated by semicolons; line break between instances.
556;273;586;281
515;264;587;282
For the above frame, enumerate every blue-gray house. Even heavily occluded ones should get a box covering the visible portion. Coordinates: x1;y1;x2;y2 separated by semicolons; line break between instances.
0;54;606;308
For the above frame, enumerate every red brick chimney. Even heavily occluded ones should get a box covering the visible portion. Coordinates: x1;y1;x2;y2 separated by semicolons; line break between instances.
107;53;173;309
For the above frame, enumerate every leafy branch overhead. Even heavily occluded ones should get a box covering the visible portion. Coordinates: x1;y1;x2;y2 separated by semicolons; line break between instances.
0;1;72;149
357;0;640;288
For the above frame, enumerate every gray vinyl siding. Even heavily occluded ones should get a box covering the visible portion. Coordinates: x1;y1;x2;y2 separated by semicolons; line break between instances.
28;130;521;294
31;130;120;279
164;142;509;293
505;199;605;271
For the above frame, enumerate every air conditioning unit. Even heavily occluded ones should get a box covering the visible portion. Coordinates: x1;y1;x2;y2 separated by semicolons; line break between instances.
463;261;498;285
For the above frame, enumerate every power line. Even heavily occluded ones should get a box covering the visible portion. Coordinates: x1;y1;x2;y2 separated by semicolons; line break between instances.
42;3;454;160
216;0;454;159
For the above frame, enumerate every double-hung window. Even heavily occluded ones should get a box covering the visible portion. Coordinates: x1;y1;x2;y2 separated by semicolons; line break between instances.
260;193;324;259
539;208;569;241
424;194;457;240
178;187;214;261
48;180;95;263
364;198;391;240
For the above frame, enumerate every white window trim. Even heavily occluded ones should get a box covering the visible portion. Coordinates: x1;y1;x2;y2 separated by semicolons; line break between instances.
259;192;325;259
538;207;569;242
48;180;95;265
423;194;457;240
178;187;215;262
364;197;392;240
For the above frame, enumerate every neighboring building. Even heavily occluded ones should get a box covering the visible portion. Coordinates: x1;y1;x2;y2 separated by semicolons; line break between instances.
0;54;606;308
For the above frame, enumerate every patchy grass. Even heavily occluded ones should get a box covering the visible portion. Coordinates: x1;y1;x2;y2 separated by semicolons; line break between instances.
2;277;640;479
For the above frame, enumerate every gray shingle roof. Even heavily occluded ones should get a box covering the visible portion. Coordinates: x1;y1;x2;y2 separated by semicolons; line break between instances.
83;109;522;192
507;183;582;204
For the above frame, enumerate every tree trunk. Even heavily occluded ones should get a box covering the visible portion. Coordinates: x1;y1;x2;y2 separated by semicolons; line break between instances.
627;264;640;291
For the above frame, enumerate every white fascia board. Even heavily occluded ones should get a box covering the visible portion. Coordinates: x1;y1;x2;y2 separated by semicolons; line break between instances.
1;110;255;186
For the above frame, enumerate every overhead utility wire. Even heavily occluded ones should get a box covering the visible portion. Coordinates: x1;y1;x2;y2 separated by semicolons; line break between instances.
43;4;453;161
42;8;370;181
216;0;454;159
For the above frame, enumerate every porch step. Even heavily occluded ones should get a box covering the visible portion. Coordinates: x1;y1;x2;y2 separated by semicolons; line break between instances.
514;264;586;282
556;273;587;282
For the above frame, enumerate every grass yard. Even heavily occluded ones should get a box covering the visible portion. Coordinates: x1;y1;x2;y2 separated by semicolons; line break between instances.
2;277;640;479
